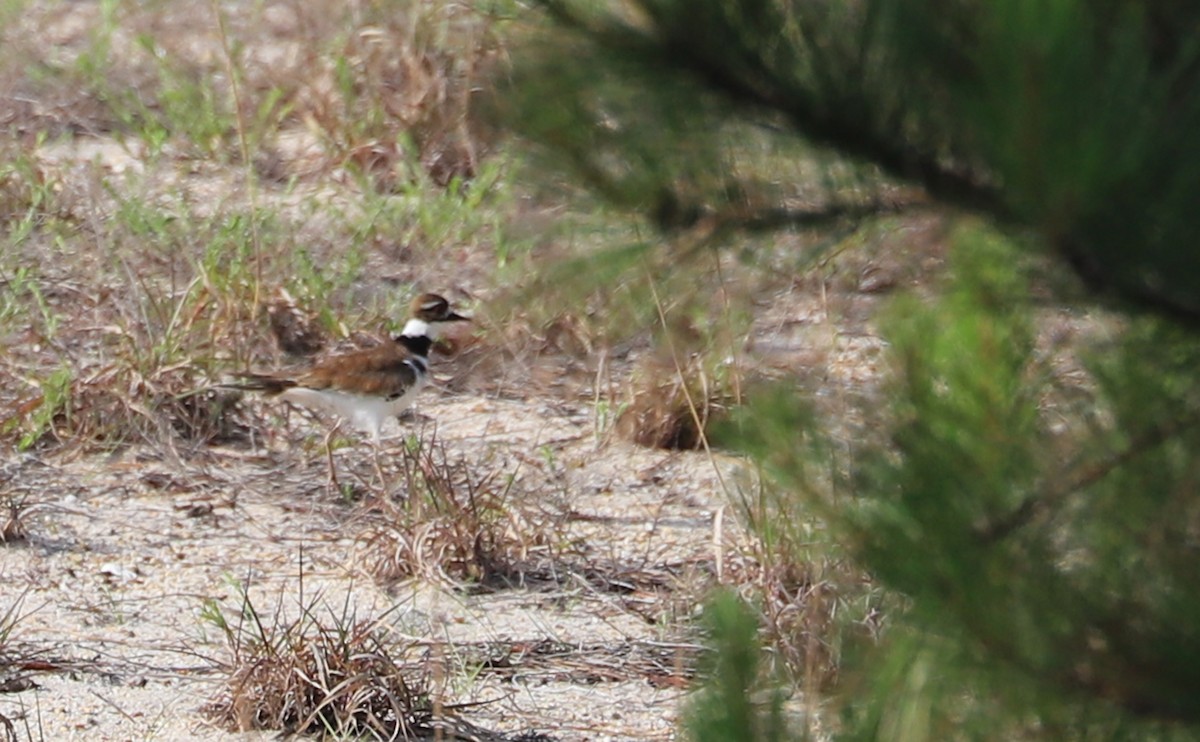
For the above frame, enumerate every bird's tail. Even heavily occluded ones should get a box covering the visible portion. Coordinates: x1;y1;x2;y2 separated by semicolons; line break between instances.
219;374;298;396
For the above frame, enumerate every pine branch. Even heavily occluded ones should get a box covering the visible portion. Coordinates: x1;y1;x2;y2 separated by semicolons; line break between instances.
978;408;1200;542
534;0;1007;220
531;0;1200;328
705;196;922;235
1061;238;1200;330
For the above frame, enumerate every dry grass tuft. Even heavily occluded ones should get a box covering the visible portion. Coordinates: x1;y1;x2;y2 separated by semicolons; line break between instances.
0;459;55;546
719;552;867;691
204;583;438;739
203;579;536;740
361;433;555;589
4;366;249;453
263;1;503;190
719;472;887;693
0;588;38;714
617;355;737;450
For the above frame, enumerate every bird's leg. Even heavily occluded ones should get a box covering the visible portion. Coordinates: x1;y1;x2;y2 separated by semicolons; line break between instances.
370;424;387;492
324;420;343;495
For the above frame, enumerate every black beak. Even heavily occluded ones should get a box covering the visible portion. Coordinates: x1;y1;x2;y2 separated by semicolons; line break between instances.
446;311;470;322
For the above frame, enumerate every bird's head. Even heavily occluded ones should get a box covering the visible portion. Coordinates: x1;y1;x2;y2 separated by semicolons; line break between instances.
400;293;469;340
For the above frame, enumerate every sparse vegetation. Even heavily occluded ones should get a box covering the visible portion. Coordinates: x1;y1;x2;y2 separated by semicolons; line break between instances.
6;0;1188;739
0;0;519;457
617;353;736;451
360;431;556;589
0;0;910;735
0;2;786;735
0;589;38;742
202;576;444;739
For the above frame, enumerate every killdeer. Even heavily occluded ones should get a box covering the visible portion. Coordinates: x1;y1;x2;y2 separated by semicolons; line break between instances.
228;293;468;442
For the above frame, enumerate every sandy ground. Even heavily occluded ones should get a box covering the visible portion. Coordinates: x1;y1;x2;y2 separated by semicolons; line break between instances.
0;389;742;741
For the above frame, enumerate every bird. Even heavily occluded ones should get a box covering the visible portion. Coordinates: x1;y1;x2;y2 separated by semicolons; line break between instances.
226;293;469;443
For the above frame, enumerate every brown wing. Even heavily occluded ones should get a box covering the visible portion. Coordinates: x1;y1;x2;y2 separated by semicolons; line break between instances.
297;343;422;399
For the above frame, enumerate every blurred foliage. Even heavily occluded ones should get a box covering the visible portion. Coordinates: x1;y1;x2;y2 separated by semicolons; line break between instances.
684;590;792;742
507;0;1200;739
727;230;1200;739
506;0;1200;323
850;233;1200;732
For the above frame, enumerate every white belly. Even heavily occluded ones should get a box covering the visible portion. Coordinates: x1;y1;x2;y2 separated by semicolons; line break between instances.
280;379;425;437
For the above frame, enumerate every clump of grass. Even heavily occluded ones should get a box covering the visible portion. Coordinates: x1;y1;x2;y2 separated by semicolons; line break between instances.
272;1;503;190
0;589;28;656
722;543;880;695
0;587;39;728
203;579;437;738
361;432;553;589
7;364;249;453
715;455;888;713
617;353;739;450
0;144;60;228
7;366;72;451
